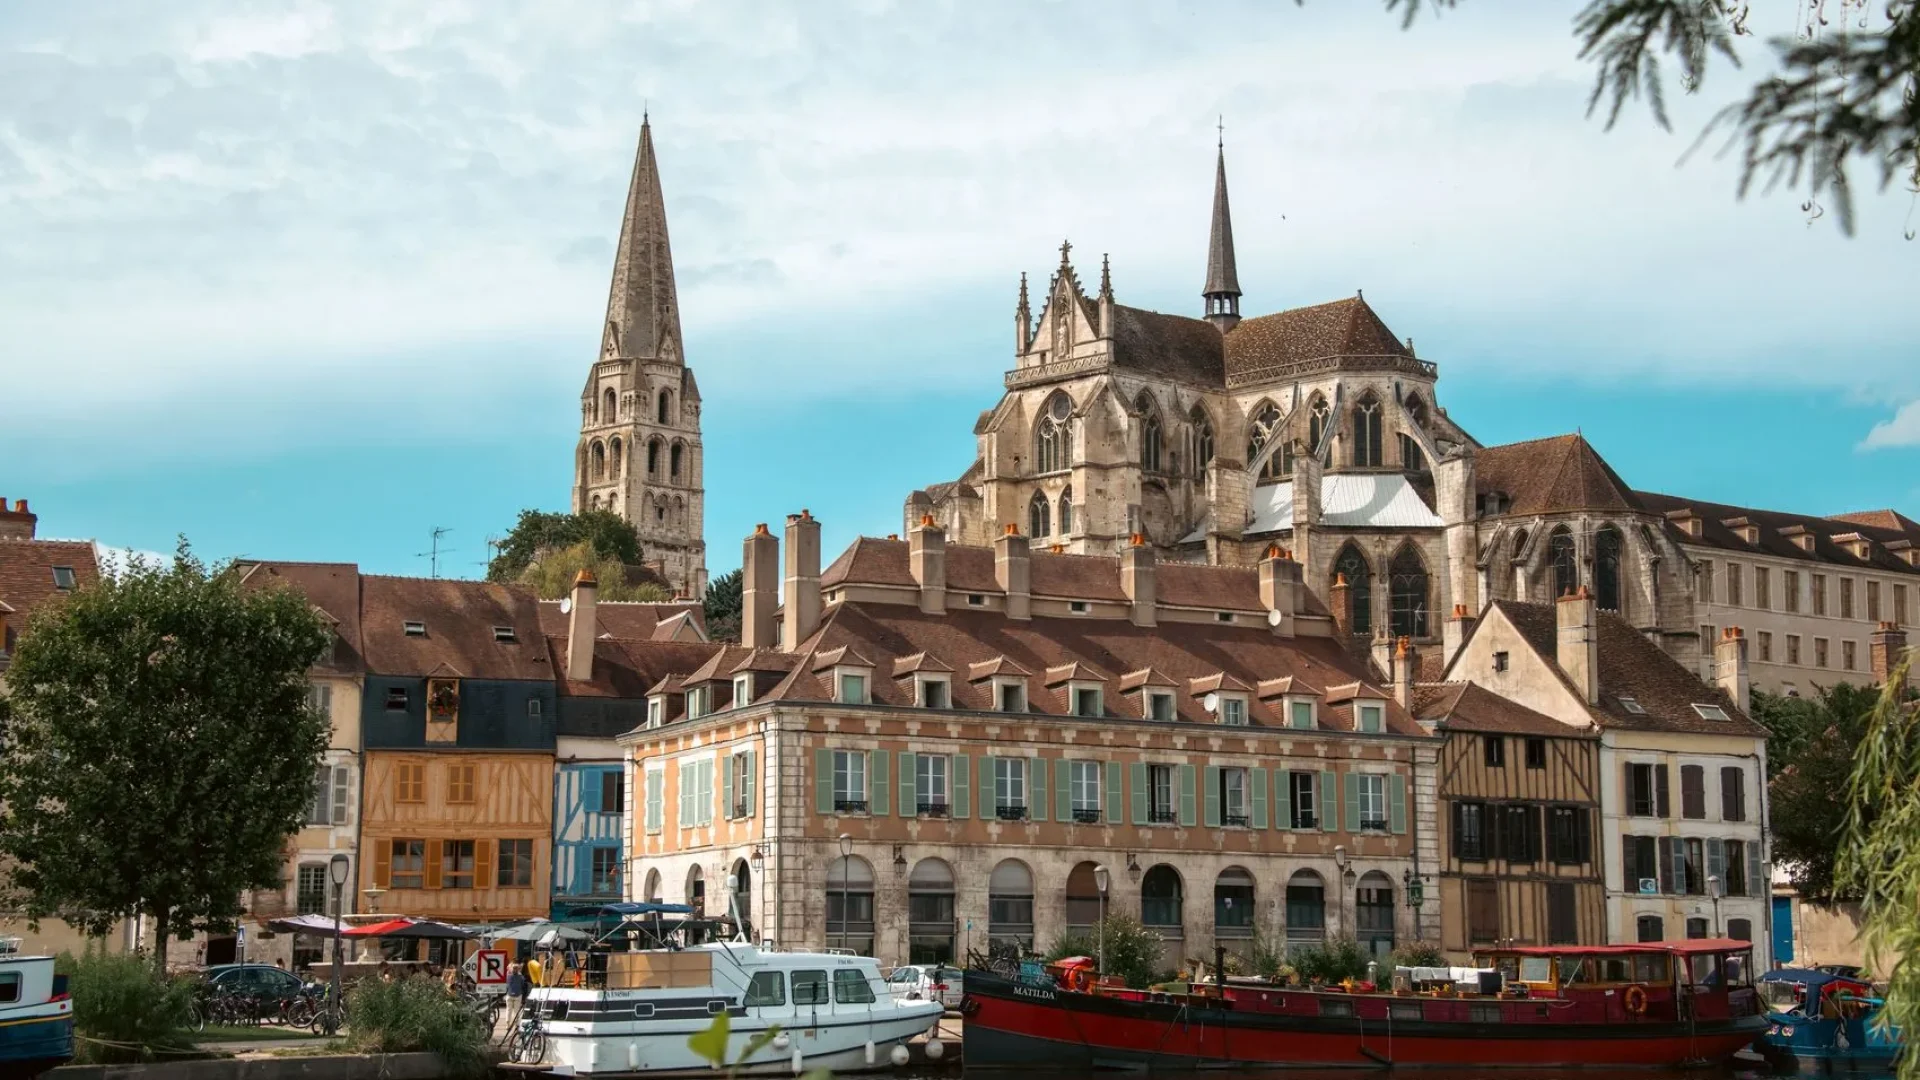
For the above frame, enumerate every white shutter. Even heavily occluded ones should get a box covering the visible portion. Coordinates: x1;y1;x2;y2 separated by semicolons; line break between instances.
332;766;351;825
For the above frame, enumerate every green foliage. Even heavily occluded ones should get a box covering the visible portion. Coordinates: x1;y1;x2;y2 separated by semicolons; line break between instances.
516;540;674;602
1839;657;1920;1080
705;568;743;644
1241;926;1297;983
687;1013;824;1080
56;951;196;1064
488;509;644;583
0;542;331;974
1043;914;1165;989
346;974;489;1079
1755;682;1883;901
1290;937;1372;985
1387;941;1447;970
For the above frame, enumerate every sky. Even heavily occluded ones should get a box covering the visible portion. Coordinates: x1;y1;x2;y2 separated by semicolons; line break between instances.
4;0;1918;582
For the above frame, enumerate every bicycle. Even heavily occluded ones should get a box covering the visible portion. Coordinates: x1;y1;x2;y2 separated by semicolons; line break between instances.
506;1008;546;1065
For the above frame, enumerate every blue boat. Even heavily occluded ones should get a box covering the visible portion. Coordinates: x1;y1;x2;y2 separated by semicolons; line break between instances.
0;953;74;1080
1758;967;1903;1075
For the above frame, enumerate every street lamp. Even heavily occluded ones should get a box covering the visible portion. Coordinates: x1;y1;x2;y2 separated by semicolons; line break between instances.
1707;874;1723;937
1093;864;1110;978
327;854;350;1035
836;834;852;953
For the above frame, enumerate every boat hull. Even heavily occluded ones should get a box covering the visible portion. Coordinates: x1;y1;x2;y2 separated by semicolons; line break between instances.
538;1005;944;1076
962;972;1766;1071
0;1014;76;1080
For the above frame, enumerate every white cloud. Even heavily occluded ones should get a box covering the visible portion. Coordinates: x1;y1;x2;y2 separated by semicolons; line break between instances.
93;544;172;577
1862;400;1920;450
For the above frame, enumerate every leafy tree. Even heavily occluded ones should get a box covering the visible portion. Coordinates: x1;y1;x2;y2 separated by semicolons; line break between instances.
1044;914;1168;989
1345;0;1920;235
0;543;330;976
516;541;673;603
1752;682;1882;899
705;569;743;644
487;510;645;583
1840;657;1920;1079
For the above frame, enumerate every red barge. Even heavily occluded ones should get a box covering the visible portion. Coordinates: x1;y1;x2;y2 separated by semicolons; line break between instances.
961;939;1766;1071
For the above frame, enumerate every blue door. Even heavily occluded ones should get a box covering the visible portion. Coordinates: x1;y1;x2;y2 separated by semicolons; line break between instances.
1771;895;1795;966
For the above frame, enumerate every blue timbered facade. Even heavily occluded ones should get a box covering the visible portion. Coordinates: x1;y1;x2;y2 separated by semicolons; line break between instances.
551;759;628;917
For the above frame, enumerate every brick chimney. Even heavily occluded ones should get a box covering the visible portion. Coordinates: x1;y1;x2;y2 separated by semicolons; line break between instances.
565;569;598;683
909;515;947;615
1258;544;1300;637
1330;573;1353;636
1120;534;1156;627
1556;586;1598;705
994;524;1031;621
1715;626;1751;714
1871;621;1909;685
0;498;35;541
1394;636;1418;710
742;523;779;650
781;510;823;652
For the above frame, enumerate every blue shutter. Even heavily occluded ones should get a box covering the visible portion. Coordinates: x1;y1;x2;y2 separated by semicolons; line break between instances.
1389;774;1408;835
1746;840;1764;899
953;754;971;819
899;751;916;817
1250;768;1268;829
1203;766;1222;828
1273;770;1289;830
1178;765;1197;827
869;750;890;816
1320;770;1337;832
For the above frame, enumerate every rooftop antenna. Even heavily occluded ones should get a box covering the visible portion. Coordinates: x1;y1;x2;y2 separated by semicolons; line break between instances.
476;534;504;574
1217;113;1224;148
418;526;454;579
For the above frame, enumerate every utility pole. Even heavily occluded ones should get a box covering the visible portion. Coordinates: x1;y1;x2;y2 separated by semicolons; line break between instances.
418;527;453;579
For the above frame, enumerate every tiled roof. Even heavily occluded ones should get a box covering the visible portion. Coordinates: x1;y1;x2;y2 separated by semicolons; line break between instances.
1636;491;1920;576
1110;305;1225;385
1222;296;1410;380
536;599;706;640
1828;509;1920;535
0;538;100;656
1414;681;1593;737
359;575;552;681
239;561;365;676
549;637;721;701
1475;434;1643;517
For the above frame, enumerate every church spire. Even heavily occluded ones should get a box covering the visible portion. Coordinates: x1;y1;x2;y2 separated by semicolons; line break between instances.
1202;125;1242;333
601;117;684;363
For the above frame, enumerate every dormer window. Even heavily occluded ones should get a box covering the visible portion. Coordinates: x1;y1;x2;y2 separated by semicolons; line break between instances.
1285;697;1316;730
1215;612;1235;624
836;669;870;705
403;620;426;637
1692;703;1731;722
385;687;408;711
1355;701;1385;734
1146;690;1176;722
1217;694;1249;726
733;675;752;708
1617;695;1647;715
917;675;951;709
492;626;516;643
967;594;987;606
1071;684;1104;718
51;566;76;590
1069;601;1091;614
994;678;1026;713
646;697;664;728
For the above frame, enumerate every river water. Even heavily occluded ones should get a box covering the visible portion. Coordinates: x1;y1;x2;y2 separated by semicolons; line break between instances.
899;1069;1834;1080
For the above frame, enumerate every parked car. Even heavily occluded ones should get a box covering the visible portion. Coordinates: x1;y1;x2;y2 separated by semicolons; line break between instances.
200;963;307;1003
885;964;964;1009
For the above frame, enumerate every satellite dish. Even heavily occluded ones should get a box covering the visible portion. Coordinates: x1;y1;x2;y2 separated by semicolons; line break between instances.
1267;609;1284;627
1203;693;1220;713
559;597;572;614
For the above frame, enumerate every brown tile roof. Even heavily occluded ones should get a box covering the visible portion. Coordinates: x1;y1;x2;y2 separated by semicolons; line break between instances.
536;599;706;641
1222;296;1410;381
1475;434;1643;516
0;538;100;656
1491;600;1766;737
238;561;365;676
359;575;552;681
548;637;721;700
821;537;914;589
1829;509;1920;535
1414;681;1594;737
1111;305;1225;385
1117;667;1179;691
1636;491;1920;576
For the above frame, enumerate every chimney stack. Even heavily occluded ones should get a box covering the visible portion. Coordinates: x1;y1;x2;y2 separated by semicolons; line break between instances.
565;569;599;683
1445;603;1476;664
1330;573;1353;637
782;510;823;652
909;515;947;615
1258;544;1300;637
1871;621;1909;686
1290;440;1320;571
742;523;779;649
1120;534;1156;627
0;497;35;541
1556;586;1598;705
1715;626;1751;714
994;524;1031;621
1394;636;1418;710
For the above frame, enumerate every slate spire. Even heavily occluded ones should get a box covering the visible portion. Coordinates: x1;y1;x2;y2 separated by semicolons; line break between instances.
601;117;684;363
1202;131;1242;333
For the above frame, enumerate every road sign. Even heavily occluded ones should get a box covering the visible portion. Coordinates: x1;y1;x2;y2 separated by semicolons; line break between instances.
475;948;510;985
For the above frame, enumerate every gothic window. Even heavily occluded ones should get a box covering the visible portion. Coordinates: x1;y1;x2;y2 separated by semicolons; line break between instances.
1059;487;1074;536
1549;527;1578;598
610;436;623;481
1352;395;1383;468
670;442;684;480
604;388;618;423
1404;393;1429;431
1247;402;1286;483
1388;546;1430;639
1333;544;1373;638
1189;407;1215;475
1308;396;1330;454
647;438;662;476
1399;432;1427;473
1035;393;1073;473
657;391;673;424
1595;525;1625;613
1029;492;1051;538
1141;414;1163;472
591;440;607;481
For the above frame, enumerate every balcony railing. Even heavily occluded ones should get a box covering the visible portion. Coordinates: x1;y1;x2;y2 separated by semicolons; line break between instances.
1148;808;1178;824
917;801;950;818
1223;813;1251;828
834;799;870;815
995;805;1030;822
1361;817;1388;832
1295;814;1319;830
732;800;750;818
1071;809;1101;824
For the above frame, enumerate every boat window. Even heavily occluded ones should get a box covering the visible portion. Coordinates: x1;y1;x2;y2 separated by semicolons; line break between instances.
1319;998;1354;1018
745;971;786;1007
1469;1003;1501;1024
1519;957;1552;983
1723;954;1751;988
706;1000;728;1015
792;970;829;1005
1632;954;1670;984
1688;953;1722;987
1760;980;1806;1012
632;1003;655;1018
1389;1002;1423;1022
0;972;16;1004
1598;957;1633;983
833;968;877;1004
1558;956;1590;988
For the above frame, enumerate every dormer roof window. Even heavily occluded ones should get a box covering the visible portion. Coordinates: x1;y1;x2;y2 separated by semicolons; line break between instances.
646;696;664;728
1779;524;1817;553
403;620;426;637
732;674;752;708
916;674;951;709
1721;517;1760;545
1068;683;1104;718
1665;508;1703;538
492;625;516;643
1692;703;1732;722
51;566;76;590
1831;532;1874;560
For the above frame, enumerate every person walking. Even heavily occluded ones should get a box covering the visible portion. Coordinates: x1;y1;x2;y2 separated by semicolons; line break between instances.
503;961;531;1039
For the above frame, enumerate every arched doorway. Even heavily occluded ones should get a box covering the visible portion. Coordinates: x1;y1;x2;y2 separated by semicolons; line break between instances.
1214;867;1255;940
731;859;752;928
1285;869;1327;953
826;856;876;955
642;868;662;903
987;860;1035;952
1141;864;1184;945
1333;545;1373;637
686;865;705;915
1356;871;1396;958
1065;862;1103;933
908;858;957;963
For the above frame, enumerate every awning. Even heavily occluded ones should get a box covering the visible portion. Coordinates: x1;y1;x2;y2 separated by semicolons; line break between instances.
484;919;592;943
343;917;475;940
265;914;348;937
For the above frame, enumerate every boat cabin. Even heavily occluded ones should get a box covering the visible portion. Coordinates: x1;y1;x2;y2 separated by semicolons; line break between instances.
1470;939;1759;1023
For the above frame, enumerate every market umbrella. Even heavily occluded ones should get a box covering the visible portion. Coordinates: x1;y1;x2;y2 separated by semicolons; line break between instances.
485;919;591;943
265;914;348;937
343;917;474;940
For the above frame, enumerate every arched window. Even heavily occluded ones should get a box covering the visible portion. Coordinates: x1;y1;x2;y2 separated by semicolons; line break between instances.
609;436;623;481
1333;544;1373;637
1549;527;1578;598
1308;395;1331;453
1142;414;1163;471
1189;406;1215;475
1065;862;1103;932
1400;432;1427;473
731;859;752;926
1214;867;1255;935
1595;525;1624;612
1512;528;1529;556
1388;546;1430;639
1352;394;1383;467
1247;402;1286;483
686;864;706;915
1285;869;1326;949
657;390;672;424
1035;393;1072;473
591;440;607;481
647;438;662;476
908;858;957;964
987;859;1035;951
642;868;662;903
1636;914;1665;942
670;442;683;480
1058;487;1073;536
604;388;617;423
1404;393;1429;430
1140;865;1183;935
826;855;876;955
1356;871;1396;957
1029;492;1051;538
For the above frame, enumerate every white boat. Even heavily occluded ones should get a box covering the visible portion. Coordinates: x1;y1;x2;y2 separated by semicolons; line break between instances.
0;952;75;1080
520;906;944;1077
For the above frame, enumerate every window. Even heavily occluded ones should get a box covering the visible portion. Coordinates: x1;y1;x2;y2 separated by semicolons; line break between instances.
1785;570;1801;613
1637;915;1665;942
745;971;786;1007
1216;611;1234;624
441;840;475;889
528;697;543;719
385;687;409;711
1035;395;1073;472
1500;804;1541;863
1357;703;1384;734
600;771;624;814
918;677;950;709
791;970;829;1006
1725;839;1748;896
310;766;335;825
1594;526;1624;611
1728;918;1753;942
1286;699;1314;729
1898;583;1911;625
589;847;620;894
1721;766;1746;822
1352;396;1383;467
1028;491;1051;538
1525;738;1547;769
1617;695;1646;714
1069;761;1102;823
646;697;664;727
1290;771;1318;830
1149;765;1176;824
1141;409;1163;471
1683;837;1705;894
1248;402;1287;481
644;767;664;833
996;681;1026;712
1388;547;1429;638
492;625;517;644
728;752;750;816
307;683;333;714
733;675;752;707
49;565;77;590
1698;559;1714;601
1547;806;1591;864
403;620;426;637
1190;406;1216;474
390;839;425;889
1841;578;1855;619
1700;623;1717;652
1686;917;1709;939
1219;696;1247;726
1627;762;1657;816
395;763;425;804
1623;834;1658;891
832;751;868;813
1755;567;1771;610
1147;691;1175;721
670;443;684;478
1843;640;1857;670
994;758;1028;820
1787;635;1801;664
1356;774;1387;831
678;759;715;827
1073;686;1103;717
1758;631;1773;662
1815;637;1830;667
1453;801;1487;859
1869;580;1882;621
837;672;868;705
497;839;533;887
1220;768;1249;826
1484;735;1505;768
1333;544;1373;637
1493;651;1510;672
1549;528;1578;600
1680;764;1706;819
686;685;711;720
1813;574;1828;615
917;754;949;815
296;864;329;915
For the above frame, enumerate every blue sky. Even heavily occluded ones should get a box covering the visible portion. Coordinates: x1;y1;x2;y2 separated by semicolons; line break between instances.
4;0;1918;580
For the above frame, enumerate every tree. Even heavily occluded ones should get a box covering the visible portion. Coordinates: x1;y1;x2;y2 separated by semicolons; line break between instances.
705;569;743;644
487;510;645;583
1354;0;1920;235
517;541;674;603
1840;657;1920;1077
1752;682;1882;899
1044;914;1168;989
0;542;330;976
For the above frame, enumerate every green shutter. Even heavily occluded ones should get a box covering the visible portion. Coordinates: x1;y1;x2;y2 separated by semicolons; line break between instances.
1178;765;1197;827
1250;768;1268;829
743;749;756;818
1106;762;1124;825
1272;769;1289;830
679;762;693;826
982;756;997;819
870;750;890;816
1055;760;1072;822
1130;763;1149;825
899;751;917;817
1029;758;1047;821
953;754;971;819
721;753;735;819
1203;766;1222;828
1345;772;1362;833
1320;769;1338;833
814;748;833;814
1389;773;1407;835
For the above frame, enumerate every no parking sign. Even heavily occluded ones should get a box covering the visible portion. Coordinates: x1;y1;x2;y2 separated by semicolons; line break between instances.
475;948;510;985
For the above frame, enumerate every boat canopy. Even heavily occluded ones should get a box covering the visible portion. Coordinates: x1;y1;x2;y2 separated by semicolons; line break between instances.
564;902;697;918
1480;938;1753;957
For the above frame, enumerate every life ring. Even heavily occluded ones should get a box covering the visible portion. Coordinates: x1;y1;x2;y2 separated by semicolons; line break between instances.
1068;968;1092;993
1624;984;1649;1016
